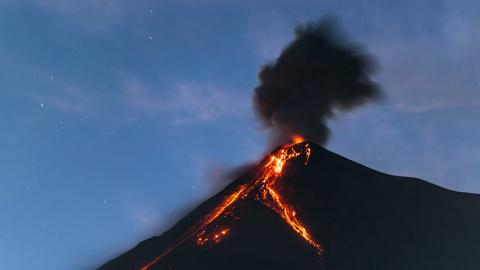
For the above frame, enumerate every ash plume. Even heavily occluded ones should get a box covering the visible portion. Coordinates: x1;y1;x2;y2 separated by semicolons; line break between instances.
253;19;382;146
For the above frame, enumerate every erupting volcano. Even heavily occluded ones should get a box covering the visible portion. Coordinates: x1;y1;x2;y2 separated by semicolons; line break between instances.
100;141;480;270
99;19;480;270
140;136;321;270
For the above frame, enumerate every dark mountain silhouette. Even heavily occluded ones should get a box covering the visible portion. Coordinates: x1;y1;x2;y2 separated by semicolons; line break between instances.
99;143;480;270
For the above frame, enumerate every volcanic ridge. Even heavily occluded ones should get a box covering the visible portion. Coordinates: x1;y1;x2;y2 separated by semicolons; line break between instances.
100;141;480;270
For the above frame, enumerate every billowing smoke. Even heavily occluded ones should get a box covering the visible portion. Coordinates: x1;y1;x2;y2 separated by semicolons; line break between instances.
253;19;382;146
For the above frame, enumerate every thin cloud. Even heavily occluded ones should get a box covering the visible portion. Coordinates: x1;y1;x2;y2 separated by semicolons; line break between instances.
33;0;126;31
369;2;480;112
373;36;480;112
124;78;251;125
35;87;97;115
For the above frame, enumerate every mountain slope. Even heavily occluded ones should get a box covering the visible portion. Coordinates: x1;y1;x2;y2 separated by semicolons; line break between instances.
99;143;480;270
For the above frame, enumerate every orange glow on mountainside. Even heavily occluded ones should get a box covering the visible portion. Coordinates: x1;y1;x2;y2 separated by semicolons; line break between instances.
290;134;306;145
141;137;322;269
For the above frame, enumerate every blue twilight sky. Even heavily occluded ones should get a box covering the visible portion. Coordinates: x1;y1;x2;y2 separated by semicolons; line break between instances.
1;1;479;269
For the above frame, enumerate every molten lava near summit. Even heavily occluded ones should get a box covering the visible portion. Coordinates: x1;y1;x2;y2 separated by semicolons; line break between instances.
99;139;480;270
138;137;321;270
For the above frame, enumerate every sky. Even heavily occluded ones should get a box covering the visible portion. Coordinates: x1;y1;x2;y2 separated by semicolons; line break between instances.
0;1;479;269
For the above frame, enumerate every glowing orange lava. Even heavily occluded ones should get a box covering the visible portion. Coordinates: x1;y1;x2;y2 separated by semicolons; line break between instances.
141;137;322;269
291;134;306;145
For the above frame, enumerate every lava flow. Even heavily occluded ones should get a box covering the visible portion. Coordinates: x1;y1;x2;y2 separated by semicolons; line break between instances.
141;136;322;270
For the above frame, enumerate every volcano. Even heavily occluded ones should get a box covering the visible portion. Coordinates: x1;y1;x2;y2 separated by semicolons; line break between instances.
99;142;480;270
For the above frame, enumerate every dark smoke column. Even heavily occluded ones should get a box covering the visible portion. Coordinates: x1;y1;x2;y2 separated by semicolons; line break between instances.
253;19;382;146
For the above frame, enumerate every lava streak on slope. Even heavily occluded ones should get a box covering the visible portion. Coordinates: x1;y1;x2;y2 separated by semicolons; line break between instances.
141;137;322;270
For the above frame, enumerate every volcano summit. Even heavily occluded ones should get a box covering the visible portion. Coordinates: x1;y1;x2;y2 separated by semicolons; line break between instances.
99;141;480;270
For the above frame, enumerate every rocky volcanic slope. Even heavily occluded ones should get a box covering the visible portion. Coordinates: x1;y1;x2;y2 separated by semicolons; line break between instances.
99;143;480;270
